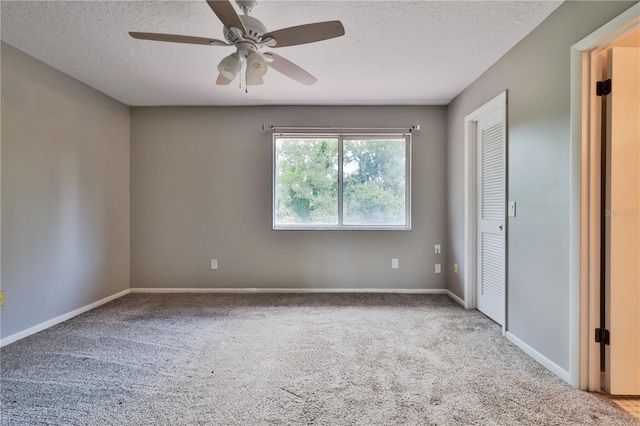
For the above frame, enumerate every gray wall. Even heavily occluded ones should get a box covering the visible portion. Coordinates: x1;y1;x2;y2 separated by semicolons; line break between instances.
445;2;637;372
131;106;447;290
1;43;130;339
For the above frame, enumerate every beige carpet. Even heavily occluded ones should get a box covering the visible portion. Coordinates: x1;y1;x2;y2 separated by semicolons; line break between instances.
1;293;638;425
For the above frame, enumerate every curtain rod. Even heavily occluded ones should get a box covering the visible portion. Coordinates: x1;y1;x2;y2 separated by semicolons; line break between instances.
262;125;420;132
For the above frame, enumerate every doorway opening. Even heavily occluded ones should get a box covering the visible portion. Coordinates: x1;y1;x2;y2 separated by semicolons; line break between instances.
570;3;639;393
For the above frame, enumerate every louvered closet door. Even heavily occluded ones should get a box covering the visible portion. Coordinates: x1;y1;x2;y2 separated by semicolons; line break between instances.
476;107;506;326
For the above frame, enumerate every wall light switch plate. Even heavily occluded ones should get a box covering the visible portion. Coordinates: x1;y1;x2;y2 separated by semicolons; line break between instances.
435;244;441;254
508;201;516;217
210;259;218;270
392;258;399;269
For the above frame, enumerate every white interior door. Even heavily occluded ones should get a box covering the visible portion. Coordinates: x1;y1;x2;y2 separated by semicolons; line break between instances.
476;106;506;326
604;47;640;396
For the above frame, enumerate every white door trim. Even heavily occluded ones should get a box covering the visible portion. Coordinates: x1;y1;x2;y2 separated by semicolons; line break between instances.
464;91;507;335
569;3;640;390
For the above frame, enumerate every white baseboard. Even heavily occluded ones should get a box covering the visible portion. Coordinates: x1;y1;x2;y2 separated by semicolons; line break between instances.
445;290;466;307
506;331;571;384
0;289;130;348
130;287;453;295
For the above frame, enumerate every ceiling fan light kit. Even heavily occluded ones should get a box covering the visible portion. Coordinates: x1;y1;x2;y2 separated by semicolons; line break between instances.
246;74;264;86
129;0;345;91
217;52;241;80
246;50;267;86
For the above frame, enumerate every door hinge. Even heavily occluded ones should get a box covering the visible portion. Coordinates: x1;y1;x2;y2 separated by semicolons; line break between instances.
596;79;612;96
595;328;610;345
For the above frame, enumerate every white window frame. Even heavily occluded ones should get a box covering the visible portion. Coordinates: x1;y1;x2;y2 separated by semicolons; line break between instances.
272;132;412;230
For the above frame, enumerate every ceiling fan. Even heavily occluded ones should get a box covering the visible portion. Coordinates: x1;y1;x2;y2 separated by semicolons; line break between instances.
129;0;345;88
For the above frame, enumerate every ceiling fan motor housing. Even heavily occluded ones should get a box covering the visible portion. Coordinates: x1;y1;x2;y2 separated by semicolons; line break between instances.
224;15;266;46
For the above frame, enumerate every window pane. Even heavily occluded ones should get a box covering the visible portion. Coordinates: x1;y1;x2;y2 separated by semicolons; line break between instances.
343;139;406;225
275;138;339;225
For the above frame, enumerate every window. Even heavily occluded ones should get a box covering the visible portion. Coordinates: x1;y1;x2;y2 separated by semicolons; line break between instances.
273;133;411;230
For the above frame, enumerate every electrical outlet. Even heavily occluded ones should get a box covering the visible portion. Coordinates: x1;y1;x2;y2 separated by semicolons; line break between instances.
454;263;459;274
435;264;442;274
0;291;5;307
392;258;399;269
210;259;218;270
435;244;441;254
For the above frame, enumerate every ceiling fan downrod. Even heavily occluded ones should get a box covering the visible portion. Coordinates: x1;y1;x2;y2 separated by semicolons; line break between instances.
236;0;258;15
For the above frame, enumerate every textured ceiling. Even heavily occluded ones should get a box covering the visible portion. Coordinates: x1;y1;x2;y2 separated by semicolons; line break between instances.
1;1;563;106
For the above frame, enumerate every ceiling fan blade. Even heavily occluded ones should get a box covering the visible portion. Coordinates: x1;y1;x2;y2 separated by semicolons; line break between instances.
263;52;317;86
206;0;246;34
216;73;233;85
262;21;345;48
129;32;229;46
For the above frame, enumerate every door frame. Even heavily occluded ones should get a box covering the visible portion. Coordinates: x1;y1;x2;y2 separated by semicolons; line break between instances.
569;3;640;390
463;90;507;336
